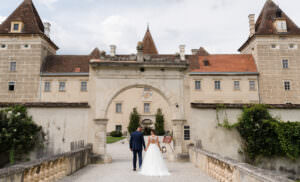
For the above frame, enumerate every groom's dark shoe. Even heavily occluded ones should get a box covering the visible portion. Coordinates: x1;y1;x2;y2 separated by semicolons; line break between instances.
133;169;136;171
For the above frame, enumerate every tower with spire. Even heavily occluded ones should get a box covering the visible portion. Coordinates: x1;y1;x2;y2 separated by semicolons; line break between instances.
0;0;58;102
141;25;158;55
239;0;300;104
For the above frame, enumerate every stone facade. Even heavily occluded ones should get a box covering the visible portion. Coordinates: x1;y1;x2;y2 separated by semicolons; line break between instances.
0;35;56;102
240;36;300;104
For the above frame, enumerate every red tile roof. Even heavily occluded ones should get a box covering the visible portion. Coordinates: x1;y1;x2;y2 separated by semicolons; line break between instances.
189;54;257;73
142;26;158;55
41;48;101;73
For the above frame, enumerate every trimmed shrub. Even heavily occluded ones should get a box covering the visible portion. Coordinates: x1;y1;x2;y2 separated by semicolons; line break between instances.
110;131;122;137
155;108;165;136
128;108;140;134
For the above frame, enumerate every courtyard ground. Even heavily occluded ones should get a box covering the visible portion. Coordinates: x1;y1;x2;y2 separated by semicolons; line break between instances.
59;138;216;182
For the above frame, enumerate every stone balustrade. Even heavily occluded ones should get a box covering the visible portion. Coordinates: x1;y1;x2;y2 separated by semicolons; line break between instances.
189;145;294;182
0;145;92;182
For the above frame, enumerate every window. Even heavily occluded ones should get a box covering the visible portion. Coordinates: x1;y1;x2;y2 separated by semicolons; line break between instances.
44;82;51;92
21;44;30;49
144;87;151;91
289;44;297;50
214;80;221;90
116;103;122;113
249;80;256;90
10;22;23;32
8;82;15;91
203;60;209;66
81;81;87;92
234;81;240;90
0;44;7;49
282;59;289;69
271;44;279;49
275;20;287;32
195;80;201;90
10;62;16;72
144;103;150;113
284;81;290;91
184;126;190;140
59;82;65;92
116;125;122;132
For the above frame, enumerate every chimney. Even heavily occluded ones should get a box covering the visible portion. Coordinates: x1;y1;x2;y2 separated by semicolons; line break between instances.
179;45;185;61
137;41;144;62
248;14;255;37
110;45;116;57
44;22;51;37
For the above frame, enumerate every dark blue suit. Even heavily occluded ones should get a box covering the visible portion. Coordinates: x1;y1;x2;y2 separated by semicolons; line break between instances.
130;131;146;169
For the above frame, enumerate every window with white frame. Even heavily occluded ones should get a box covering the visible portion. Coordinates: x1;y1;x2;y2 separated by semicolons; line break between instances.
282;59;289;69
249;80;256;90
59;82;66;92
8;82;15;91
116;103;122;113
214;80;221;90
10;62;16;72
44;82;51;92
234;81;240;90
144;103;150;113
81;81;87;92
284;81;290;91
288;44;297;50
275;20;287;32
195;80;201;90
184;125;190;140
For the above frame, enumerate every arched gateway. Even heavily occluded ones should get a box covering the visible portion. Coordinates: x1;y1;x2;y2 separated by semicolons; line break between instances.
87;46;189;162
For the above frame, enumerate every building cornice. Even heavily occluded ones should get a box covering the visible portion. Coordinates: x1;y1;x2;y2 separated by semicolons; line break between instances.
40;72;89;77
189;72;259;76
0;102;90;108
191;103;300;109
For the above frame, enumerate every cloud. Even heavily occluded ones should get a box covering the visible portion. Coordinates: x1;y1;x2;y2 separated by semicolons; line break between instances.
36;0;58;8
0;16;6;24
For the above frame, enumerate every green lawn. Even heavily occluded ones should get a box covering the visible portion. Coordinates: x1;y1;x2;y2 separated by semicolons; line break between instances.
106;136;126;144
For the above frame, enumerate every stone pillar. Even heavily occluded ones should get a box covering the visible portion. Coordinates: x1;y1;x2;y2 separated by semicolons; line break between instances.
92;118;112;163
172;119;185;154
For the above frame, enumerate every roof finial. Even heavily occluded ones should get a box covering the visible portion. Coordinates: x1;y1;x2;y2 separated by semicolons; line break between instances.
147;23;150;32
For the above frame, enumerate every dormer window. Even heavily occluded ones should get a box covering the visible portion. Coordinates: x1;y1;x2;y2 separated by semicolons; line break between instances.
275;20;287;33
203;60;210;66
10;21;23;33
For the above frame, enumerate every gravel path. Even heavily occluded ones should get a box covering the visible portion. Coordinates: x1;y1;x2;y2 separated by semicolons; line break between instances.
59;138;216;182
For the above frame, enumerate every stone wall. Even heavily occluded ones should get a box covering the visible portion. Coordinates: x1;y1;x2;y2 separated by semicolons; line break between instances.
189;145;294;182
187;105;300;160
0;103;90;157
0;145;92;182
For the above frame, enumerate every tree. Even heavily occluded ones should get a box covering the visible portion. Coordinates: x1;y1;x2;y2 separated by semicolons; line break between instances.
155;108;165;136
0;105;44;166
128;108;140;134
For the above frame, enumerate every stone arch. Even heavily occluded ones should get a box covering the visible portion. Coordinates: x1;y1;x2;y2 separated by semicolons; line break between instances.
104;84;176;119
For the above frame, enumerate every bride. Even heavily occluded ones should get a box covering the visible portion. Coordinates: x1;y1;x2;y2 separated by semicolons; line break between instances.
140;130;170;176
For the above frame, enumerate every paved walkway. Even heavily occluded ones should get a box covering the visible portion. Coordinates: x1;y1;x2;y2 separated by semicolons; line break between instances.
59;138;216;182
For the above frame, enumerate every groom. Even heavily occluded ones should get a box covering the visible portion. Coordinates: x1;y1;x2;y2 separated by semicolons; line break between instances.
129;126;146;171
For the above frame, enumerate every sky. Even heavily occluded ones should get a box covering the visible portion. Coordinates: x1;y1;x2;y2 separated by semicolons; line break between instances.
0;0;300;55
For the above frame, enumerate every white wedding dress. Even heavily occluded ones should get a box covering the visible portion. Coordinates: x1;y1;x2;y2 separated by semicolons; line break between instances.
140;136;170;176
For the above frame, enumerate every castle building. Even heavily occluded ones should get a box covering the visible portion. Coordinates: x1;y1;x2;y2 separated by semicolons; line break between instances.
0;0;299;161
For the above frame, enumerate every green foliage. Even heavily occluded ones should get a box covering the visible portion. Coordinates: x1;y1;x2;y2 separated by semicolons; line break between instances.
155;109;165;136
0;105;44;165
220;104;300;161
106;136;125;144
127;108;140;134
110;130;122;137
143;127;151;136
